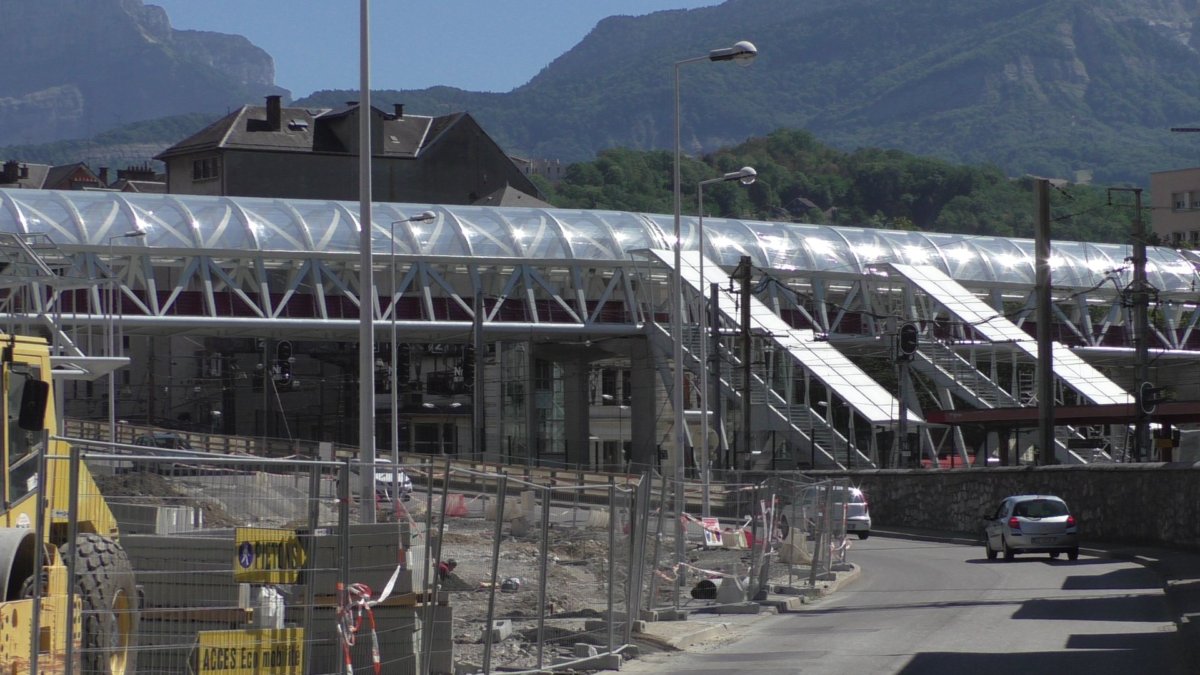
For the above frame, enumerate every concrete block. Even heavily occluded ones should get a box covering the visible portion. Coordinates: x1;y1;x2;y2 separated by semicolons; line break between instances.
298;601;452;675
646;608;689;621
630;619;647;633
510;517;531;538
554;653;622;670
778;596;808;612
715;576;748;604
482;618;513;643
573;643;599;658
713;602;762;615
455;662;482;675
520;490;538;520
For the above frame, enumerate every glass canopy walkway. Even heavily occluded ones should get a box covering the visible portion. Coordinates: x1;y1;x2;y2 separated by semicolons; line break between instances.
0;188;1196;468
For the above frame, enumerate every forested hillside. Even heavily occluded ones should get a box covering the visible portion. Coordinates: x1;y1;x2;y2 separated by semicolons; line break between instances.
539;129;1142;244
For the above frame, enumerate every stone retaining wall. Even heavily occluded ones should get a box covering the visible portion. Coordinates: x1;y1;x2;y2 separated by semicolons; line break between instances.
812;463;1200;549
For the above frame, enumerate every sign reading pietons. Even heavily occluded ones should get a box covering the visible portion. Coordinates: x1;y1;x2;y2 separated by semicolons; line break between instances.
198;628;304;675
234;527;306;584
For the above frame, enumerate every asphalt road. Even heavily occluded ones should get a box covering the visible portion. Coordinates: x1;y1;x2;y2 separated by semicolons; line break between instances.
626;533;1187;675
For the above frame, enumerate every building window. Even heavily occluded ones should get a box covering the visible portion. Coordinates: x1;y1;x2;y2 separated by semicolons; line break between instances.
192;157;219;181
1172;232;1183;245
1173;192;1187;210
1191;231;1200;244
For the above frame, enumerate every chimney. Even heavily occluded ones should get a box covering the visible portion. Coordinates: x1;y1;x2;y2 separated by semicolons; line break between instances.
1;160;17;183
98;167;109;185
266;95;282;131
393;103;405;119
118;164;156;182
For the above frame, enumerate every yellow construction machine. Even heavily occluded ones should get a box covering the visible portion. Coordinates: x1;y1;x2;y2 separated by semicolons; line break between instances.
0;332;137;674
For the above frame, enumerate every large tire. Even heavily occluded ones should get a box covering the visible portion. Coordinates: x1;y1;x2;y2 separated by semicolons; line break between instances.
62;534;138;675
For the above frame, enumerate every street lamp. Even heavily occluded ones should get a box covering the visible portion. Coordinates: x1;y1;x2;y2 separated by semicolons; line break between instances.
389;210;436;501
106;229;145;446
697;166;756;518
671;39;756;604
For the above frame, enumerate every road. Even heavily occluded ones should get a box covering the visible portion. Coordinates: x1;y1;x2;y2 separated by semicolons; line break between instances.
626;533;1187;674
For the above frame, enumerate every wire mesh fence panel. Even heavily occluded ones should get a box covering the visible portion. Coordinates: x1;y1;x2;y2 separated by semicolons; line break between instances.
52;443;452;675
771;476;822;590
640;472;682;614
402;464;641;674
45;440;807;674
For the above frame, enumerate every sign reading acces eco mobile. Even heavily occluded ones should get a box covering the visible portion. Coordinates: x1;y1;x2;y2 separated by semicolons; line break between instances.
234;527;306;584
198;628;304;675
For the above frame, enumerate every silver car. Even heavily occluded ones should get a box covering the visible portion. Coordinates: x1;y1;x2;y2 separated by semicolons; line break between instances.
845;487;871;540
803;486;872;540
983;495;1079;561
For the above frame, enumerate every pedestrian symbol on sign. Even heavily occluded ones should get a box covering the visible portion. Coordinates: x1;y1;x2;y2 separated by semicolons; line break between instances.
238;541;255;569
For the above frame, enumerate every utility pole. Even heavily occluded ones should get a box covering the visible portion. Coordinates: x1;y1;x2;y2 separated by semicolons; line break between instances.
895;319;918;468
731;256;753;470
1034;179;1055;465
1109;187;1151;461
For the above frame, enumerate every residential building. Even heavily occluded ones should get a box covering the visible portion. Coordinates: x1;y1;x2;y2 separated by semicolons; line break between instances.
1;160;102;190
511;156;566;184
1150;167;1200;246
156;96;545;205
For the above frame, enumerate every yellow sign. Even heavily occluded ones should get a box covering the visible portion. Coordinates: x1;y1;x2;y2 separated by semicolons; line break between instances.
234;528;306;584
198;629;304;675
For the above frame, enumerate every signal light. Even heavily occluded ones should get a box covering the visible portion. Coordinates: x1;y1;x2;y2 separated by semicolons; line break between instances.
1139;382;1168;414
898;323;919;358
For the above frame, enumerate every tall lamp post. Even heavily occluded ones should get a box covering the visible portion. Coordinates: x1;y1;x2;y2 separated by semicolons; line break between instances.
697;166;756;519
357;0;376;522
107;229;145;446
389;210;436;502
671;40;756;605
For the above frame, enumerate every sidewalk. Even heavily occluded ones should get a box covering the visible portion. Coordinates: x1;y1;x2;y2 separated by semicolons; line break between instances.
634;561;861;651
632;528;1200;673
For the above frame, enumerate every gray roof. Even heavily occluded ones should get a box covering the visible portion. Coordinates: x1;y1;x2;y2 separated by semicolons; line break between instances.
156;103;468;160
0;162;51;189
473;184;553;208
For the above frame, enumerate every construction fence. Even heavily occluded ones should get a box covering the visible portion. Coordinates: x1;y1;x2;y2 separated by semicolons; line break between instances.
34;438;851;674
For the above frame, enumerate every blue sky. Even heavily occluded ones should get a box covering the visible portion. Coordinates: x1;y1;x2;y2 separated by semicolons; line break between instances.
148;1;718;98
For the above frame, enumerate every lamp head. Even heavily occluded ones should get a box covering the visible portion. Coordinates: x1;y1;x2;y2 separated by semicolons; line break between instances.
714;166;757;186
709;40;757;65
414;210;437;223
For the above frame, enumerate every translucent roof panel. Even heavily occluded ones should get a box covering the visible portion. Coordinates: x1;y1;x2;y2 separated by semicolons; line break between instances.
1;189;1196;292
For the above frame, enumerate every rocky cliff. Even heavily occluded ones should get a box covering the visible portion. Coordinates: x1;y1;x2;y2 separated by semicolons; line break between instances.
0;0;284;145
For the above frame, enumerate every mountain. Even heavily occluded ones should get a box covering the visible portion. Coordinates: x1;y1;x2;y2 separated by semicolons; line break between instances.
8;0;1200;186
0;0;285;147
299;0;1200;185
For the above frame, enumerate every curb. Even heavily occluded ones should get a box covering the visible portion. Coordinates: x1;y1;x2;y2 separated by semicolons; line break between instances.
634;622;735;651
634;564;862;650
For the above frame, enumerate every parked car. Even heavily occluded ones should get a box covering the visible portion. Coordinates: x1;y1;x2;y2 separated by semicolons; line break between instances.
373;460;413;503
982;494;1079;561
